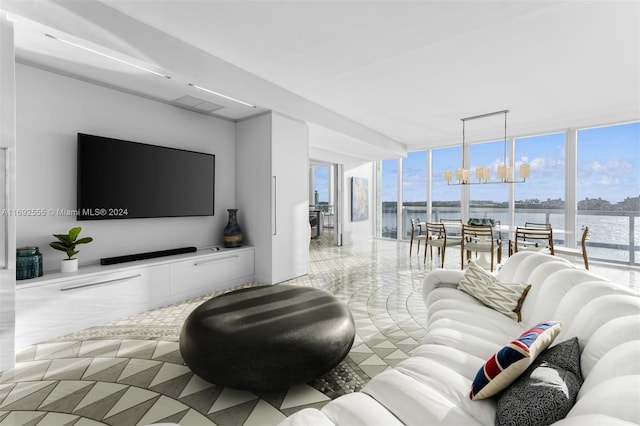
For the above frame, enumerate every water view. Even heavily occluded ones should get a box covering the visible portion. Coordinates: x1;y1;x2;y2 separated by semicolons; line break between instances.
380;198;639;266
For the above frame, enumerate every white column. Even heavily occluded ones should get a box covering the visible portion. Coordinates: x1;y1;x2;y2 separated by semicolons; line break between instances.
565;129;578;248
374;161;381;238
427;149;433;222
0;13;17;371
396;158;403;239
308;166;315;207
508;137;516;228
334;164;343;246
328;165;335;207
461;144;470;223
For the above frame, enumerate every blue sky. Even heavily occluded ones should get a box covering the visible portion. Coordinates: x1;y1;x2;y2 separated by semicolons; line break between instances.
314;166;330;203
576;123;640;203
388;122;640;204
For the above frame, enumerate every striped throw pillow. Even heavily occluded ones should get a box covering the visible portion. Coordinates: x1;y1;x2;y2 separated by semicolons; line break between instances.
458;261;531;321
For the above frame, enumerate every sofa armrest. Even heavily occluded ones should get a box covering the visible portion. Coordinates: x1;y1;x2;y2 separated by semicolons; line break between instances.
422;269;465;304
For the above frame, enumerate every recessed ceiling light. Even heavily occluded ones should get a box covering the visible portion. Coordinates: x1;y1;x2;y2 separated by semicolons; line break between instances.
188;83;256;108
45;33;171;79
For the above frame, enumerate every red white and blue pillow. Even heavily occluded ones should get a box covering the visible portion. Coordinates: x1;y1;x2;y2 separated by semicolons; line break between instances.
470;321;562;400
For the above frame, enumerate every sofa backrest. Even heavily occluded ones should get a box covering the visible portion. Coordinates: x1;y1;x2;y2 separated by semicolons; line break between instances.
518;262;580;323
501;254;640;423
496;251;538;282
560;295;640;424
523;268;606;326
499;253;576;325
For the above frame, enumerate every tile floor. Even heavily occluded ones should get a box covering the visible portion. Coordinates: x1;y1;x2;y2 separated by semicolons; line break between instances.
0;236;637;425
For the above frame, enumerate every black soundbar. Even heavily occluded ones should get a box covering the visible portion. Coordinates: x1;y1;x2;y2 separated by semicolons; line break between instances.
100;246;198;265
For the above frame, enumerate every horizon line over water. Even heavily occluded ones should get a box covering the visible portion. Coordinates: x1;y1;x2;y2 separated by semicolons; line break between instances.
380;210;639;265
378;195;640;212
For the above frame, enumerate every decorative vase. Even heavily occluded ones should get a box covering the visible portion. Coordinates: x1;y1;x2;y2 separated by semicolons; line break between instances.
16;246;43;280
223;208;243;248
61;258;78;273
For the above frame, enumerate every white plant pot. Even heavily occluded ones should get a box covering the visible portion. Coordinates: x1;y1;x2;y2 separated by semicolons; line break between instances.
61;258;78;273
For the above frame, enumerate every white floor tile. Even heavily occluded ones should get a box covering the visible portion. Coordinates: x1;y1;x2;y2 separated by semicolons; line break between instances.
208;387;257;414
244;400;287;426
280;384;330;410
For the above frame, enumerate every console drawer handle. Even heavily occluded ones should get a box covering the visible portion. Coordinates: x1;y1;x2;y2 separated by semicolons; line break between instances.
194;255;239;266
60;274;142;291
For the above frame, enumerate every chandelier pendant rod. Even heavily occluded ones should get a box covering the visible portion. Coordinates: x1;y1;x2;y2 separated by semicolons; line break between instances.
462;119;466;169
460;109;510;122
504;110;508;173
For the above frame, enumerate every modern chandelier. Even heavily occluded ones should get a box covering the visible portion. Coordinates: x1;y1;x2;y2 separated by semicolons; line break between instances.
444;109;530;185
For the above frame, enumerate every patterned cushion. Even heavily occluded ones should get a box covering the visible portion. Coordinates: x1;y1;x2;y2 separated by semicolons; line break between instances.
458;261;532;321
495;338;583;425
470;321;562;400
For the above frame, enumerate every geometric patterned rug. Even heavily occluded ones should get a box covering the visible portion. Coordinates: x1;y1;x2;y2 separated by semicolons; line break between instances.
0;237;430;425
0;291;370;425
0;336;363;425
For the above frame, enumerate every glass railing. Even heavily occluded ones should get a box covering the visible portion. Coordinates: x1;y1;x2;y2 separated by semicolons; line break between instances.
400;205;639;266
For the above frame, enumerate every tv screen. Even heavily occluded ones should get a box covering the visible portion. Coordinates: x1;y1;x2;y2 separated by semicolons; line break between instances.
77;133;215;220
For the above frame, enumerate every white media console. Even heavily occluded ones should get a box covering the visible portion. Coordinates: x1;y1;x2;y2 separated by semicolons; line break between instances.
15;246;255;350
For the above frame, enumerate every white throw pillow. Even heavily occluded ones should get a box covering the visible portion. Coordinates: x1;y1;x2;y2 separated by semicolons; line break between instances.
458;261;531;321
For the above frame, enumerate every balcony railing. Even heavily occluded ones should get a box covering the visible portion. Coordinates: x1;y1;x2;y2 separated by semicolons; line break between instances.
399;206;639;266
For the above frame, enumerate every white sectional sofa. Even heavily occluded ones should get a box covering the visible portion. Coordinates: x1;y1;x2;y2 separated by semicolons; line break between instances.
282;252;640;425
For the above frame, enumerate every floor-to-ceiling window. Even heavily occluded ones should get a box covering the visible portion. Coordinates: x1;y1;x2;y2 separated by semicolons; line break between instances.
377;159;399;238
313;165;329;208
514;132;566;230
402;151;427;239
577;122;640;264
376;121;639;266
431;146;462;222
313;165;335;230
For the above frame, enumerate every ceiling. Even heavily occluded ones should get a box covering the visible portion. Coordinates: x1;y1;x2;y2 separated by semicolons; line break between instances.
2;0;639;162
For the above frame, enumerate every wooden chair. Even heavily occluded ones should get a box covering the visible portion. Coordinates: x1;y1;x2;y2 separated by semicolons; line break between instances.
425;222;462;267
461;224;501;272
554;227;590;269
512;226;555;255
440;219;462;226
509;222;552;255
525;222;551;229
440;218;463;238
409;218;427;257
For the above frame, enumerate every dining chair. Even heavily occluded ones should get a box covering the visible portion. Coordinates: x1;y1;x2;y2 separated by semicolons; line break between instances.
425;222;462;267
461;224;501;272
554;226;590;269
512;226;555;255
509;222;552;255
440;218;463;238
525;221;551;229
409;218;427;257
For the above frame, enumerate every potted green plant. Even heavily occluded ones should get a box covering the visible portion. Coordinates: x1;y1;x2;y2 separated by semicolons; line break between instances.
50;226;93;272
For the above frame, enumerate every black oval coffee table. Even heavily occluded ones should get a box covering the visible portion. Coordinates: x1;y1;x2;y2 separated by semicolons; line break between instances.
179;284;356;391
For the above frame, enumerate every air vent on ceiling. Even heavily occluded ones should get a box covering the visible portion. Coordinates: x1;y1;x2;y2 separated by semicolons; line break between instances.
172;95;224;114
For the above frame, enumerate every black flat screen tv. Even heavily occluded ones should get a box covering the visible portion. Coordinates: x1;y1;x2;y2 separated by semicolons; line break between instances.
77;133;215;220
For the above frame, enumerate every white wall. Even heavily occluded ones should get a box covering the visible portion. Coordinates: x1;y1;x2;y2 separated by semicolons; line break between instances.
15;64;236;271
0;14;17;372
342;162;374;244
